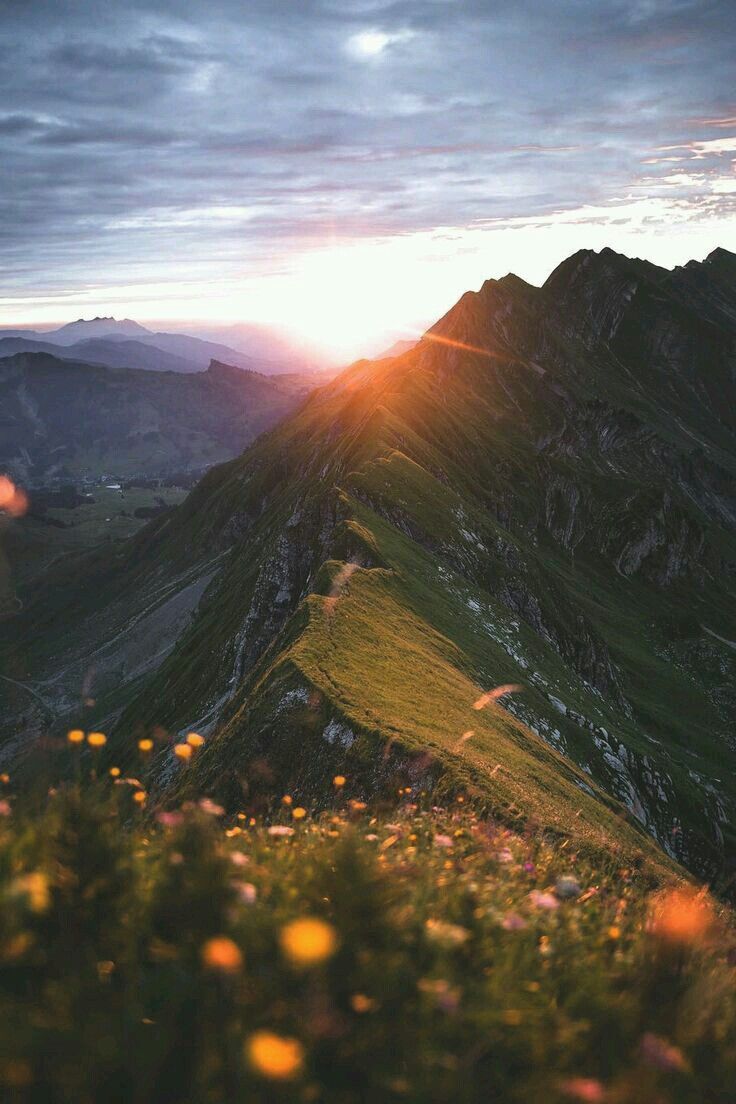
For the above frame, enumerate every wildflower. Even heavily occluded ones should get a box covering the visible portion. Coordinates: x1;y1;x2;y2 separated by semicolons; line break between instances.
497;847;514;864
417;977;461;1012
138;738;153;753
281;794;293;806
607;926;620;940
186;732;205;748
291;807;307;820
0;773;8;784
67;729;85;744
235;882;257;905
133;791;146;806
267;825;294;838
555;876;582;900
0;800;10;817
201;936;243;973
433;834;453;849
333;775;346;787
350;993;377;1013
156;811;183;827
199;797;224;816
230;851;249;867
639;1033;689;1073
245;1031;304;1081
502;913;527;931
473;684;523;709
280;917;338;967
559;1078;606;1102
87;731;106;748
109;767;121;777
530;890;559;910
424;919;470;948
13;872;50;913
173;743;192;761
649;887;715;947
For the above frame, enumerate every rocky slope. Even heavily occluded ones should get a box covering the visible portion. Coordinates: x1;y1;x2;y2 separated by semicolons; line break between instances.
2;247;735;882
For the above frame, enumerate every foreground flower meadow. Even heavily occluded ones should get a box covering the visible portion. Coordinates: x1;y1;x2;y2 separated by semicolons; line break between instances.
0;741;734;1103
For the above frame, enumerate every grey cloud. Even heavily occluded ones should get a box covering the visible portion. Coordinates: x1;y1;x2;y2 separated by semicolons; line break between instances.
0;0;733;304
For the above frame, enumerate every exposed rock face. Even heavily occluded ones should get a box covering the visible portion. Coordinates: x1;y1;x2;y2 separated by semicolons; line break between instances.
3;247;736;880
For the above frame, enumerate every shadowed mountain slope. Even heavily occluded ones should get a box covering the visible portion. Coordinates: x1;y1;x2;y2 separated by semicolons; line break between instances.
0;353;308;483
3;248;735;882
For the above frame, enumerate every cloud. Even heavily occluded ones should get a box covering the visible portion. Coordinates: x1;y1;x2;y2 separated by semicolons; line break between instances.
0;0;734;339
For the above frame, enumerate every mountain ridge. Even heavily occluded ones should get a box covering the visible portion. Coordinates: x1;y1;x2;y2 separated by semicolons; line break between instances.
2;247;735;885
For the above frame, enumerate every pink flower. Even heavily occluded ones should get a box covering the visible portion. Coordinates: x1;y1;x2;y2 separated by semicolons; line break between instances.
502;913;527;931
529;890;559;910
639;1033;689;1073
0;800;11;817
267;825;294;837
235;881;257;905
156;811;183;827
199;797;225;816
433;834;453;849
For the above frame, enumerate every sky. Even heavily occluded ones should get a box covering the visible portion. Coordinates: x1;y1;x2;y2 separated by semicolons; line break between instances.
0;0;735;360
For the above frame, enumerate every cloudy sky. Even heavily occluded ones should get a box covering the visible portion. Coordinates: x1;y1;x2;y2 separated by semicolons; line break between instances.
1;0;735;358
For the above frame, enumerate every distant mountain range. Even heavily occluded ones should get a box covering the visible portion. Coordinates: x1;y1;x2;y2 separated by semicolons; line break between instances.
3;247;736;886
0;316;321;375
0;352;310;484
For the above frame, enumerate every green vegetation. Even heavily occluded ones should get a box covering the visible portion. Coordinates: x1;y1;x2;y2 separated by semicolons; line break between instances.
0;754;733;1103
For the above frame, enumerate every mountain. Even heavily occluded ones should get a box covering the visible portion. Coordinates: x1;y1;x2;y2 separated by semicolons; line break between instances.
3;247;735;884
43;316;152;344
0;317;323;375
0;352;309;484
0;335;202;373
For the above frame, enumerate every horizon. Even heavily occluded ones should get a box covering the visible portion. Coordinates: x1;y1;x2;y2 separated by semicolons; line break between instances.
3;240;733;364
1;0;735;360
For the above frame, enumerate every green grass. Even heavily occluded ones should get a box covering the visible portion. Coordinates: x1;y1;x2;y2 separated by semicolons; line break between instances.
0;759;733;1103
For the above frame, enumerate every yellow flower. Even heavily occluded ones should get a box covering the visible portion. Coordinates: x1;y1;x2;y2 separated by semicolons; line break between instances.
279;917;338;968
246;1031;304;1081
133;791;147;805
109;767;121;778
201;936;243;973
138;738;154;753
14;872;50;914
0;773;8;784
186;732;205;748
291;807;307;820
333;775;346;788
67;729;85;744
174;743;192;762
608;925;621;940
281;794;293;806
87;732;107;748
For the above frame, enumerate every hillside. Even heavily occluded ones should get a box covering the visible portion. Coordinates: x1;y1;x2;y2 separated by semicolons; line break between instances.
2;247;735;884
0;353;307;484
